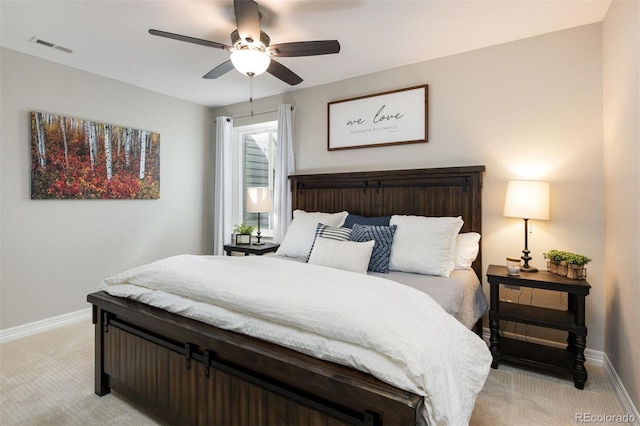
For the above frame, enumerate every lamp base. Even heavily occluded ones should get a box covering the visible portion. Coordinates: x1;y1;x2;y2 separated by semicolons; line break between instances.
253;230;264;245
520;221;539;272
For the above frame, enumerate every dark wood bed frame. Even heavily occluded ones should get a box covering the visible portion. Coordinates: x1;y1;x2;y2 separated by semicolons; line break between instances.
88;165;485;426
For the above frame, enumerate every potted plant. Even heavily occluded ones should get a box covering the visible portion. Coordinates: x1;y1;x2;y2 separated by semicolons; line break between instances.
543;250;568;275
233;224;256;245
565;253;591;280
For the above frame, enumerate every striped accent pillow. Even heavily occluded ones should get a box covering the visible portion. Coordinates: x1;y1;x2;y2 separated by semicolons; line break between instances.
350;224;397;273
307;223;352;261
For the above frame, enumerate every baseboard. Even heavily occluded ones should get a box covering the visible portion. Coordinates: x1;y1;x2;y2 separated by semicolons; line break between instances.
483;327;639;424
0;308;92;344
603;353;640;425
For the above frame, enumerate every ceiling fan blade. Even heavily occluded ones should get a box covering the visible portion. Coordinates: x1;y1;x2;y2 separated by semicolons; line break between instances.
234;0;261;44
149;29;230;50
270;40;341;57
202;60;235;79
267;59;303;86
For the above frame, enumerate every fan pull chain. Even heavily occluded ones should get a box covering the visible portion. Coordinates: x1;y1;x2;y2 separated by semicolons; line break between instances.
248;72;255;117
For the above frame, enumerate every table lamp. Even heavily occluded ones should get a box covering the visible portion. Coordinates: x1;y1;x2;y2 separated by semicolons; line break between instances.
246;187;272;245
503;180;550;272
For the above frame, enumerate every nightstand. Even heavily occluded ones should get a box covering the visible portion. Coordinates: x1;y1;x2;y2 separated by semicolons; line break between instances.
223;242;280;256
486;264;591;389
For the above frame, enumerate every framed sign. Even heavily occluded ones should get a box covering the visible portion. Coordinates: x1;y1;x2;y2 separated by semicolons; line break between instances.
328;85;428;151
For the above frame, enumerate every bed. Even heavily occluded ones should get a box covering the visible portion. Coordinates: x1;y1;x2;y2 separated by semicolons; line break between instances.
87;165;489;426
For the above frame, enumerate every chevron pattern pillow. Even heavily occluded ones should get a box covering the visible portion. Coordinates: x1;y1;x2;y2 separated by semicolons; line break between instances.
350;224;397;273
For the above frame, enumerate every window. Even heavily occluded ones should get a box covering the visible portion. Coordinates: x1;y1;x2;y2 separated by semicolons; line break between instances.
233;121;277;236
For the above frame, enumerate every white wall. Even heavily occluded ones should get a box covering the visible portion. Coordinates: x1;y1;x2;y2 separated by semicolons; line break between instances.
214;24;606;351
603;0;640;409
0;48;213;329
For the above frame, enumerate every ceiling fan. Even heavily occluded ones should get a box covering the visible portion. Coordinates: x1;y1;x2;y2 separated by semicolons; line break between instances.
149;0;341;86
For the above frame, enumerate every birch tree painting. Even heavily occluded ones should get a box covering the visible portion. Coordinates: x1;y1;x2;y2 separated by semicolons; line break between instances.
30;111;160;199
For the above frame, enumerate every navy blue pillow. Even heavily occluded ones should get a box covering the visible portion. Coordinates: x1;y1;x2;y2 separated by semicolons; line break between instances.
343;214;391;229
350;224;397;273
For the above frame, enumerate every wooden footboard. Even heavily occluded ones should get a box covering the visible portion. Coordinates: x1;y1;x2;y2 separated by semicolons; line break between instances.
88;291;421;426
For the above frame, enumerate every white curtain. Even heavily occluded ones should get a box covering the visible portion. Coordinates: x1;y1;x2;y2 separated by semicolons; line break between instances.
213;116;233;255
273;105;296;244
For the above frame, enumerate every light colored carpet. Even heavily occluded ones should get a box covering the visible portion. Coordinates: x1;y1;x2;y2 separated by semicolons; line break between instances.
471;356;629;425
0;321;630;425
0;321;164;426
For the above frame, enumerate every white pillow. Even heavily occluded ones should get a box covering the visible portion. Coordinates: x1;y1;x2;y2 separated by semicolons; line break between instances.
276;210;348;258
308;237;374;274
454;232;481;270
388;215;464;277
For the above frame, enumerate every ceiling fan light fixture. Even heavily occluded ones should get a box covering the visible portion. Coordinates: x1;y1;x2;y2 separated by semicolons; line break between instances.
230;48;271;76
149;0;340;85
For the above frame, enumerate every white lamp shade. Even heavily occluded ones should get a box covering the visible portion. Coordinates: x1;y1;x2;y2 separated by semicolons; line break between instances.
246;187;272;213
230;49;271;76
503;180;550;220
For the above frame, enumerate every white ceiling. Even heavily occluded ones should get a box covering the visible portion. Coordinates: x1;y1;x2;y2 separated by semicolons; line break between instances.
0;0;611;108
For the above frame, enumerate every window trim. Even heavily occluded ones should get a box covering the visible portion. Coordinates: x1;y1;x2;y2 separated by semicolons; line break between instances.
232;121;277;239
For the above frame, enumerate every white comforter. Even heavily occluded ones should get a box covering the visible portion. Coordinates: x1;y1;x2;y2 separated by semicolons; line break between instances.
101;255;491;425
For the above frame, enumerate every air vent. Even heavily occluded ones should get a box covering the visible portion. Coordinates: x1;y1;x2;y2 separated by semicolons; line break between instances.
29;36;74;54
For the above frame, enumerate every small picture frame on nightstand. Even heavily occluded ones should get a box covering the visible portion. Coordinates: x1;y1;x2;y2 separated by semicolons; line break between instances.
235;234;251;245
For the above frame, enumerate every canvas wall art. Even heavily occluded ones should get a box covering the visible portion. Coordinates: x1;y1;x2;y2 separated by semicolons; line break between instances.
31;111;160;199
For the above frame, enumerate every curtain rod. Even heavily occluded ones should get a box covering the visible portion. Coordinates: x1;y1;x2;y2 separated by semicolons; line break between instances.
226;105;294;121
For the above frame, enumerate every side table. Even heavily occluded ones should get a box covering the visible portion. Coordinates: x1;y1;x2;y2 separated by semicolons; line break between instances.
223;242;280;256
486;264;591;389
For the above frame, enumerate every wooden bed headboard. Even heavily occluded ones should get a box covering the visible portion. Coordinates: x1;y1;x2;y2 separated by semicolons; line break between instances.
289;165;486;279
